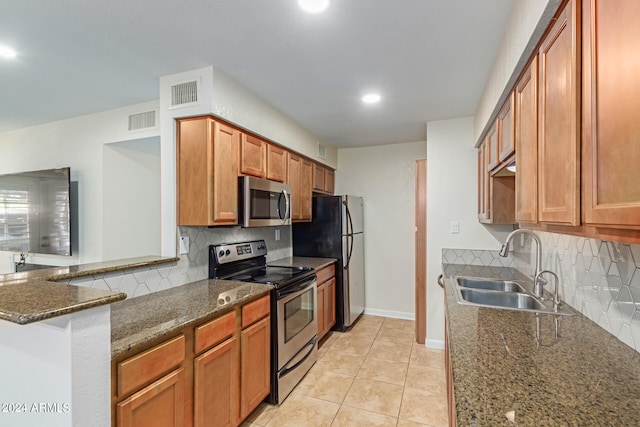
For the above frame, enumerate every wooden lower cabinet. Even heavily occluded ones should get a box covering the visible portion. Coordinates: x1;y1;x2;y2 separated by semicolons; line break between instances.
194;337;239;427
316;263;336;341
114;295;271;427
240;316;271;419
117;368;186;427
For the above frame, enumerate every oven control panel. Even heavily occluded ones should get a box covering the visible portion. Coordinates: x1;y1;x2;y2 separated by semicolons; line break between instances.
210;240;268;265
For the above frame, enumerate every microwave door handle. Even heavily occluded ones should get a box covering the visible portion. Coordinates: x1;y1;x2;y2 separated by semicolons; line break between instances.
281;189;290;224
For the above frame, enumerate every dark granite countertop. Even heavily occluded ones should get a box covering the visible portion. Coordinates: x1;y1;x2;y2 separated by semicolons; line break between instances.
110;279;272;359
269;256;337;270
0;281;126;324
0;256;178;325
0;255;179;285
443;263;640;426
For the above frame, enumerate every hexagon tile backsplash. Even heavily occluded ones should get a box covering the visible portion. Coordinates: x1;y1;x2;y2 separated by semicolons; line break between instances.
508;231;640;353
65;226;292;299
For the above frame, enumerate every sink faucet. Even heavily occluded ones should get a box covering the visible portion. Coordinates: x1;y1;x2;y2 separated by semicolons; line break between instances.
535;270;561;311
499;229;544;298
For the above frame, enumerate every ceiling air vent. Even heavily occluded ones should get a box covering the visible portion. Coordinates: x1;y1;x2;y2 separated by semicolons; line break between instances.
128;110;156;131
170;80;199;108
318;143;327;159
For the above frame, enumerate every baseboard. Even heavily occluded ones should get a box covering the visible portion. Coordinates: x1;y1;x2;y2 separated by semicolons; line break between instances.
425;339;445;350
363;308;415;320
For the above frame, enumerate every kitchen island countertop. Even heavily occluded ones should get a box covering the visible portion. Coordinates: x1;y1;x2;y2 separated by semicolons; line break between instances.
443;263;640;426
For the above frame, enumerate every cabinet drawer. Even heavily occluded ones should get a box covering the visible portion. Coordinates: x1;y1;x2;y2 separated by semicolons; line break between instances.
117;335;186;397
316;263;335;284
195;310;237;354
242;295;270;328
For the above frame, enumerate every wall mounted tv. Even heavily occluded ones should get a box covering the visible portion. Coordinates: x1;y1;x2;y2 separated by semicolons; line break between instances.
0;167;72;256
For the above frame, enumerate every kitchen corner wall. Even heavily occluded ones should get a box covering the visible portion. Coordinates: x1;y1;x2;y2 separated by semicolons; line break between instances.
510;231;640;353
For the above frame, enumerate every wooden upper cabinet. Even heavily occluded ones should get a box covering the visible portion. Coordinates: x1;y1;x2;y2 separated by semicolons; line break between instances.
176;117;239;226
287;154;312;222
477;142;490;222
266;144;287;183
240;133;266;178
287;153;302;220
515;56;539;223
497;92;515;162
313;163;325;191
537;0;580;226
312;163;335;195
582;0;640;228
486;124;499;171
300;159;313;221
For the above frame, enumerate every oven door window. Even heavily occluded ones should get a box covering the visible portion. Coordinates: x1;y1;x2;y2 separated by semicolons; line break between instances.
284;287;314;342
250;189;285;220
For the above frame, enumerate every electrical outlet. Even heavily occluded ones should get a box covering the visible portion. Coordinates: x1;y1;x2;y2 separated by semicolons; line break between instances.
450;221;460;234
179;236;190;254
275;229;281;241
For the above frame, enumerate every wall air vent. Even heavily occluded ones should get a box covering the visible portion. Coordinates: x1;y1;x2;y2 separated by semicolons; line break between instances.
170;80;199;108
318;143;327;159
128;110;157;131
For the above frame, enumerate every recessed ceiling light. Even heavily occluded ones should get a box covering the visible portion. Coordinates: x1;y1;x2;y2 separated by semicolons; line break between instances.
298;0;330;14
362;93;381;104
0;45;17;59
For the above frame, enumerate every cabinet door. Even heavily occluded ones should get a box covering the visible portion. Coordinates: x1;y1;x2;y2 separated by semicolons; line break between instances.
477;143;490;222
240;133;266;178
317;283;327;340
313;164;325;191
287;153;302;220
325;169;335;194
582;0;640;227
267;144;287;183
117;368;185;427
515;56;539;223
326;278;336;330
300;159;313;221
486;124;499;171
194;337;239;427
497;92;515;162
211;120;240;225
537;0;580;225
240;316;270;420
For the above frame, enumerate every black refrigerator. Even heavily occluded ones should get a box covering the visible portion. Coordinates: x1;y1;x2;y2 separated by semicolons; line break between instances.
292;195;365;331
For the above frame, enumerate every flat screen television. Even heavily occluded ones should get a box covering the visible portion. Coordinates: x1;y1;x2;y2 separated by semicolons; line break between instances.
0;167;72;256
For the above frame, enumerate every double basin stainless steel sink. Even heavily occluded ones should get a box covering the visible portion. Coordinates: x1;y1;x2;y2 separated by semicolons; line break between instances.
454;277;573;315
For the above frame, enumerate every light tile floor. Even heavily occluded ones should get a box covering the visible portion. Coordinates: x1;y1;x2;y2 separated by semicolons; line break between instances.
242;315;449;427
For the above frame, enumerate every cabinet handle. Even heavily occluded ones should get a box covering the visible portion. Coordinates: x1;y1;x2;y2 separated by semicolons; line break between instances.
437;274;445;289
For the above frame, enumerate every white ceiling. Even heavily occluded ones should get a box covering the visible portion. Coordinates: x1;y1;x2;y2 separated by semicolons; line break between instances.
0;0;514;148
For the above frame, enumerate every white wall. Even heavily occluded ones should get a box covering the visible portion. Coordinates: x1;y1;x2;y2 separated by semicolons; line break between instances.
336;141;427;319
474;0;561;143
0;101;160;273
159;66;338;257
102;137;160;260
426;117;513;347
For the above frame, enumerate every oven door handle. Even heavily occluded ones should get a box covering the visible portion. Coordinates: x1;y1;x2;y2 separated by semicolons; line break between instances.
277;277;316;298
279;336;317;379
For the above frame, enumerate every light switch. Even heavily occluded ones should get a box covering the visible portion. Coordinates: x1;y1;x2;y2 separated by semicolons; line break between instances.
275;229;281;241
179;236;190;254
450;221;460;234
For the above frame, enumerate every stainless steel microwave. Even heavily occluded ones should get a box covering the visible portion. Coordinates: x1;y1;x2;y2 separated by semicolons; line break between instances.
239;176;291;227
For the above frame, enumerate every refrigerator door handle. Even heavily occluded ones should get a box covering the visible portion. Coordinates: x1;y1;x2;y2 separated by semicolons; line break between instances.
343;200;355;270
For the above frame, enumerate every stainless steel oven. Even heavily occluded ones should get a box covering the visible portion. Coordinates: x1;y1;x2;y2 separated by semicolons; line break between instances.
239;176;291;227
209;240;317;404
275;276;317;402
